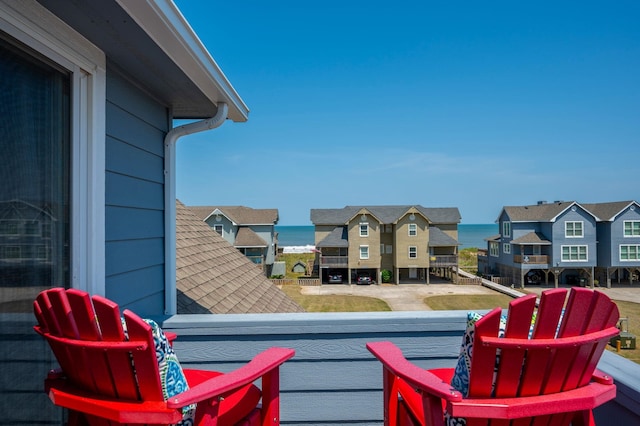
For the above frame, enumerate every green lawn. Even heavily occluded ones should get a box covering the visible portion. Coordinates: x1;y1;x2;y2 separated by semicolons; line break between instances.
424;294;514;311
280;285;391;312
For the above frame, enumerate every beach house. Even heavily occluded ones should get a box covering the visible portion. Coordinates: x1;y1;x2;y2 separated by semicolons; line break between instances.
310;205;461;284
189;205;280;276
478;200;640;288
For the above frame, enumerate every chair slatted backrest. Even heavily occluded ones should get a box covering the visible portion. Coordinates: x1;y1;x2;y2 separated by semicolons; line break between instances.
469;288;619;407
34;288;164;403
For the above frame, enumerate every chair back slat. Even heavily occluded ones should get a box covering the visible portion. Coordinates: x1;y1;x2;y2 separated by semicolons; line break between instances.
90;295;148;401
494;294;536;398
65;289;101;340
468;308;503;398
123;310;164;401
517;289;567;397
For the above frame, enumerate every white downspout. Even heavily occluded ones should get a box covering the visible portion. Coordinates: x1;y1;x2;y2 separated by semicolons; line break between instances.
164;103;228;315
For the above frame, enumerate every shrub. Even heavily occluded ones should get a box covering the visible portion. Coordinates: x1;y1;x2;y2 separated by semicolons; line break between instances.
381;269;392;283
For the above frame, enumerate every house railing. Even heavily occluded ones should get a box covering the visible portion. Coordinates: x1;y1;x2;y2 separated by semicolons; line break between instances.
320;255;348;267
160;312;640;425
429;255;457;267
514;254;549;264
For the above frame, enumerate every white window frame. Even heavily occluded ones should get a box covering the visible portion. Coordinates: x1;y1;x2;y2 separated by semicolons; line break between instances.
561;245;588;262
502;221;511;238
623;220;640;237
489;242;499;257
408;246;417;259
1;1;106;295
359;245;369;260
620;245;640;261
360;222;369;237
213;224;223;235
503;243;511;254
408;223;417;236
565;221;584;238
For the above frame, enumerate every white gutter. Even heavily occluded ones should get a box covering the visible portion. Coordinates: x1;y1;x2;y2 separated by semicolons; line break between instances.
164;103;228;315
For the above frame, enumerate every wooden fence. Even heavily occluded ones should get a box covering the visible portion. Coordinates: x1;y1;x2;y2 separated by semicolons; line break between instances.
270;278;321;286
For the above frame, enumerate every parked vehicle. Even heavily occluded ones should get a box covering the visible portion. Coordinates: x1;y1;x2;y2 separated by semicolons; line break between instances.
328;273;343;284
356;272;373;285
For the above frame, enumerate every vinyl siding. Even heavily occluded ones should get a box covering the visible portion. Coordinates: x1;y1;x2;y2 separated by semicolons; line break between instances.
104;66;169;316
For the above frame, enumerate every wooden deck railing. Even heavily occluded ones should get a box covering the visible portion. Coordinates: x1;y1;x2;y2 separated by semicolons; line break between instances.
514;254;549;264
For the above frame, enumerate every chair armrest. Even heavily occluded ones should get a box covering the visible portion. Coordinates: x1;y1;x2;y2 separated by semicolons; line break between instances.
366;341;462;402
167;347;295;408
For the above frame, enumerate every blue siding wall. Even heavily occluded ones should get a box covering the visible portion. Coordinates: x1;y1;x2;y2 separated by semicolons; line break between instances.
551;208;597;267
611;207;640;267
105;66;169;316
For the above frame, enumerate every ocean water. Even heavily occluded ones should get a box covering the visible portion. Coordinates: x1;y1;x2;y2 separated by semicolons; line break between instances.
276;224;498;250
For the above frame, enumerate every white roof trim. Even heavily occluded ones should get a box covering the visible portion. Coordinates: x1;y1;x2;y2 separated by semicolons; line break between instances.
115;0;249;122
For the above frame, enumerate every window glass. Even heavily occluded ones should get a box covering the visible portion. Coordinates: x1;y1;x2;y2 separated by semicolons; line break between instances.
0;35;70;313
408;246;417;258
620;245;640;261
360;223;368;237
562;245;587;261
624;221;640;237
359;245;369;259
408;223;417;236
502;221;511;237
565;221;584;237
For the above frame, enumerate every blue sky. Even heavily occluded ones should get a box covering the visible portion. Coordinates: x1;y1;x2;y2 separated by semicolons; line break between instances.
174;1;639;225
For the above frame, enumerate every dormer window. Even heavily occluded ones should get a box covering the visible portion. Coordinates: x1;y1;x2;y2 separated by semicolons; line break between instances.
502;221;511;238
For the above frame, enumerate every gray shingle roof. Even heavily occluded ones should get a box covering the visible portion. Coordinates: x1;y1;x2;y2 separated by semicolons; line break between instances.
316;227;349;248
511;231;552;245
502;200;639;223
234;227;267;247
176;200;304;314
310;205;461;225
580;201;638;221
427;227;459;247
189;205;278;225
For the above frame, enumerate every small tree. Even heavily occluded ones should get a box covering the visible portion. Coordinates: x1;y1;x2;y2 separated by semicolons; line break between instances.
381;269;392;283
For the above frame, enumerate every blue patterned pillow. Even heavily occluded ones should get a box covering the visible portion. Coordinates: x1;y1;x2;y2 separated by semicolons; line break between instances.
123;318;196;426
450;312;507;397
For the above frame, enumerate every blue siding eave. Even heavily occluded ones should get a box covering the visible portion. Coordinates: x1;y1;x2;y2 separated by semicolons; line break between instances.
161;312;640;425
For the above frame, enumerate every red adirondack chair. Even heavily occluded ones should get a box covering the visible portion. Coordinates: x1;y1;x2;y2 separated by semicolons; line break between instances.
367;288;620;426
34;288;295;426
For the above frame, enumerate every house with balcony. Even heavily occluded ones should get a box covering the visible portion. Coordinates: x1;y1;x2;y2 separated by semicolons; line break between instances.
310;205;461;284
584;200;640;287
189;205;279;276
478;200;640;288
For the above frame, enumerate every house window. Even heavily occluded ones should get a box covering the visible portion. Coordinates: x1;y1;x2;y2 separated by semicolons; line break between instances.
359;245;369;259
565;221;584;238
0;34;71;299
620;245;640;261
408;246;417;258
624;221;640;237
562;245;588;261
380;244;385;254
1;2;106;299
213;224;223;235
503;243;511;254
408;223;417;236
360;223;369;237
385;244;393;254
489;242;499;257
385;224;392;233
502;221;511;238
